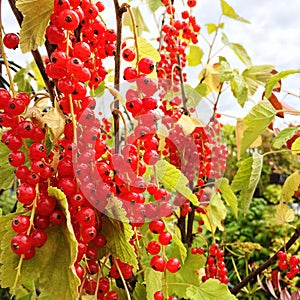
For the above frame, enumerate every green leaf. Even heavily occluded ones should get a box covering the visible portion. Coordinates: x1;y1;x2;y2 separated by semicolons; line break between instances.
280;171;300;203
146;0;163;12
0;207;80;299
231;153;263;215
219;56;234;82
166;232;187;263
220;0;250;23
136;37;160;62
166;251;205;298
186;45;204;66
102;198;138;269
123;7;149;34
242;65;274;95
240;99;276;155
203;192;227;232
272;127;300;149
145;267;163;300
16;0;54;53
265;69;300;98
186;279;237;300
132;282;147;300
0;137;16;190
230;71;248;107
155;160;199;206
291;137;300;154
92;80;105;97
205;23;217;34
221;33;252;67
186;84;207;107
13;68;32;93
216;178;238;218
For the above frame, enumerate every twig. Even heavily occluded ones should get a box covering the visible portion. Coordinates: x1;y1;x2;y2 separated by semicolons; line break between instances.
231;225;300;295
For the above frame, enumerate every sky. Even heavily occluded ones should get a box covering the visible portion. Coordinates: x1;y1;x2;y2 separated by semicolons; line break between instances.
2;0;300;127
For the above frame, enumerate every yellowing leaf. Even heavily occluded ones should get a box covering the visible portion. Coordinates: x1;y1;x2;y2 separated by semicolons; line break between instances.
275;203;295;224
155;160;199;206
216;178;238;218
123;6;149;34
177;115;203;135
236;118;262;159
231;153;263;215
220;0;250;23
135;37;161;62
280;171;300;203
102;198;138;269
186;278;237;300
16;0;54;53
242;65;274;95
203;193;227;233
291;137;300;155
157;124;168;151
186;45;204;66
206;23;217;34
42;101;67;141
198;64;220;93
222;33;252;67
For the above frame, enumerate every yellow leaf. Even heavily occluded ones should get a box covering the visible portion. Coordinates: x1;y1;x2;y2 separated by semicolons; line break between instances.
198;64;220;93
280;171;300;203
16;0;54;53
275;203;295;224
156;124;168;151
236;118;262;159
177;115;204;135
42;102;66;141
291;137;300;155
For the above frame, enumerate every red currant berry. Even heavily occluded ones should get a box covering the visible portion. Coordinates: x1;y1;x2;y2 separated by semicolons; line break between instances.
12;215;30;233
149;219;165;234
58;9;80;30
150;255;166;272
138;57;155;74
158;231;172;245
166;258;181;273
3;33;19;49
154;291;164;300
30;229;47;247
147;241;161;255
11;233;32;255
16;183;36;205
122;48;136;62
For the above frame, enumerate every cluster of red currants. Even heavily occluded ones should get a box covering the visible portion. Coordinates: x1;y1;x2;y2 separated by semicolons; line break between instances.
277;251;299;280
202;243;229;284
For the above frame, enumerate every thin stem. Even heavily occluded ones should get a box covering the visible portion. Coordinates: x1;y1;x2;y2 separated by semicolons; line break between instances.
113;0;127;154
0;25;16;96
176;54;188;112
115;259;131;300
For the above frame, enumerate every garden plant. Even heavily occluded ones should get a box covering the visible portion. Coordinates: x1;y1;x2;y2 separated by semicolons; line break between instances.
0;0;300;299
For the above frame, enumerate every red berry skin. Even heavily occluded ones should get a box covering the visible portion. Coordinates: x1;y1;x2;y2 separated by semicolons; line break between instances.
122;48;136;62
158;231;172;245
30;229;47;247
147;241;161;255
166;258;181;273
58;9;80;31
150;255;166;272
49;209;65;225
93;233;107;248
3;33;19;49
16;183;36;205
8;151;25;167
149;219;165;234
29;142;47;160
11;233;32;255
289;255;299;267
12;215;30;233
81;226;97;243
278;261;288;271
154;291;164;300
138;57;154;75
74;263;85;281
